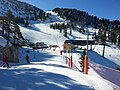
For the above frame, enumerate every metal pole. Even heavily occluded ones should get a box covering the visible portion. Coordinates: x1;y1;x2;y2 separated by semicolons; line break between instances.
102;43;105;58
84;28;89;74
86;28;89;54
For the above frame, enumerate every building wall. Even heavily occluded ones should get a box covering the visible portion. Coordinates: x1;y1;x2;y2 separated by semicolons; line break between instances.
2;44;19;63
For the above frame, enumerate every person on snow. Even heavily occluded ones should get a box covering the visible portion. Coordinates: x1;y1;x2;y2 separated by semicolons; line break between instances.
25;54;30;64
1;55;10;68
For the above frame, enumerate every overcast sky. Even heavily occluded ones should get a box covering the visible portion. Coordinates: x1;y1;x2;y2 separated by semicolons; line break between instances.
18;0;120;20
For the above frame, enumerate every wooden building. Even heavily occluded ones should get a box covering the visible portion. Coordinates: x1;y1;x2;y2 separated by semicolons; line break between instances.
1;44;19;62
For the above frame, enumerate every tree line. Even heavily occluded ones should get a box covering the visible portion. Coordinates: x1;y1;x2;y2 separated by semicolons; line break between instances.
52;8;120;45
0;10;24;46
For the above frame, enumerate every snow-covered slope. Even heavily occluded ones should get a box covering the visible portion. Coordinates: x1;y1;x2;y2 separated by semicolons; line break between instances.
0;36;7;46
19;22;94;49
19;19;120;67
18;20;120;89
46;11;65;23
0;47;115;90
19;22;66;49
0;0;43;17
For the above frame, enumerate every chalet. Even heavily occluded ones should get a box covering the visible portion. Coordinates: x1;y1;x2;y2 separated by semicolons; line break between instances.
64;40;95;46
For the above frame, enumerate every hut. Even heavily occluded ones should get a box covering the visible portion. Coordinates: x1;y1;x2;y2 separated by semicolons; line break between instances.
63;43;75;51
2;44;19;63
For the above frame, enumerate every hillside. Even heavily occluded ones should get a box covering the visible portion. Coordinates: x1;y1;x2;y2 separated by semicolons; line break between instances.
52;8;120;45
52;8;120;30
19;16;120;67
0;0;44;18
0;0;45;47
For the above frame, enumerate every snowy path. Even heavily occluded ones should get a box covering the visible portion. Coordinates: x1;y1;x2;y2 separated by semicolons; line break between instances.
0;62;93;90
0;47;114;90
62;51;120;90
0;49;94;90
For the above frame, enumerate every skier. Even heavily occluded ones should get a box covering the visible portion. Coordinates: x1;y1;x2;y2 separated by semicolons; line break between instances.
25;54;30;64
1;55;10;68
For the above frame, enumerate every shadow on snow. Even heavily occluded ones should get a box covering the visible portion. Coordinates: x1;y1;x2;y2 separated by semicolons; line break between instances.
0;67;94;90
88;51;120;69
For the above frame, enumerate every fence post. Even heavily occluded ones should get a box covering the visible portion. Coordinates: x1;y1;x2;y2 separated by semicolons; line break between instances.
60;50;62;55
69;55;72;68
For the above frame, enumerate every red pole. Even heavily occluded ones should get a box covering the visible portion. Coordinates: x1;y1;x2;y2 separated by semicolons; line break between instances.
60;50;62;55
69;55;72;68
66;57;68;64
84;54;88;74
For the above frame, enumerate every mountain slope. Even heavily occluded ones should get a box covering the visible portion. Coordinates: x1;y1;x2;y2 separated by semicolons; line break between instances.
0;0;44;18
19;22;66;48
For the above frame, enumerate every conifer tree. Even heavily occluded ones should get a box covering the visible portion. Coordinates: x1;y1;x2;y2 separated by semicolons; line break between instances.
34;10;37;20
25;16;29;27
5;10;15;22
25;20;29;27
118;35;120;44
111;31;117;44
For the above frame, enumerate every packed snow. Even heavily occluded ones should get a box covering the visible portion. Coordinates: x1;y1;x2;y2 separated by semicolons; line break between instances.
0;47;115;90
0;36;7;47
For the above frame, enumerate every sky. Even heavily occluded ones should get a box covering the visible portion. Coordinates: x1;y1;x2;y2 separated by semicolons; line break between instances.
19;0;120;20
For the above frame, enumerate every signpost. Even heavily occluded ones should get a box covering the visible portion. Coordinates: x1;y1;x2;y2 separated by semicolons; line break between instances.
63;43;74;68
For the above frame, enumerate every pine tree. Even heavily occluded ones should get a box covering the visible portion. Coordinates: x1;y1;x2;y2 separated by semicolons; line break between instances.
25;20;29;27
25;16;29;27
64;28;67;37
34;10;37;20
5;10;15;22
111;31;117;44
118;34;120;44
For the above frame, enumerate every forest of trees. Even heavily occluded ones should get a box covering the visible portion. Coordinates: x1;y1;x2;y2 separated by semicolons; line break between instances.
52;8;120;45
50;23;73;38
0;10;24;46
1;8;120;45
3;10;46;27
0;9;48;46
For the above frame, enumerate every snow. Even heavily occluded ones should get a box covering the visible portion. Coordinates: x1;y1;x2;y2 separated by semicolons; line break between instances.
62;50;120;89
89;61;120;90
0;0;43;18
19;22;66;49
0;17;120;90
0;36;7;47
46;11;65;23
90;45;120;67
0;47;114;90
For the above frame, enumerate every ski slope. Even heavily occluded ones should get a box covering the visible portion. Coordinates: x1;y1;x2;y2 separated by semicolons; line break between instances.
0;16;120;89
19;20;120;67
20;20;120;89
19;22;66;49
0;47;115;90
